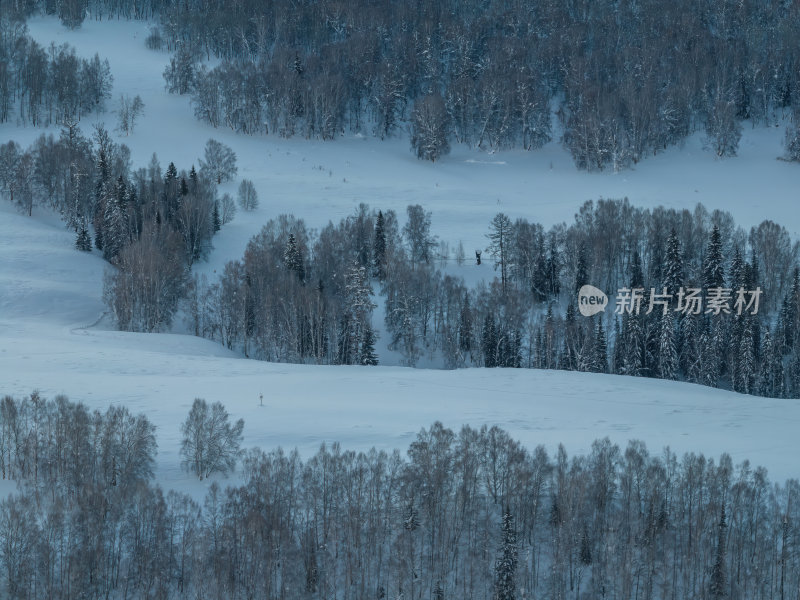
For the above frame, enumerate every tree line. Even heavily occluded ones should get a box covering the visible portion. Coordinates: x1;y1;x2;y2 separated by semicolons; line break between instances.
0;14;112;126
1;392;799;600
7;1;800;164
186;198;800;399
0;128;238;332
15;0;800;166
186;207;380;365
2;122;798;399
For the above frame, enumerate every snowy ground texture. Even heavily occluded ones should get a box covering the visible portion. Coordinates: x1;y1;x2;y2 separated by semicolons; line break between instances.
1;16;799;494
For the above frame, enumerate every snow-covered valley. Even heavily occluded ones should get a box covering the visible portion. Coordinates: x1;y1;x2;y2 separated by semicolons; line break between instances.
1;15;799;495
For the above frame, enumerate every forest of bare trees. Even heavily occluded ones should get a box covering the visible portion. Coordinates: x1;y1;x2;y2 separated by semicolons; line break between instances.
0;15;112;126
182;197;800;399
6;0;793;166
1;122;226;332
0;392;799;600
5;0;800;165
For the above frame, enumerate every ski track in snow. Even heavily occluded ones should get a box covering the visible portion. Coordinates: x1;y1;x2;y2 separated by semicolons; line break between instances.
0;16;799;495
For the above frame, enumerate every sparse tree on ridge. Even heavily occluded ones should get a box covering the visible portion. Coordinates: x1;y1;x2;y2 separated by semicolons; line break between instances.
486;213;513;296
403;204;435;265
199;139;238;185
237;179;258;210
219;192;236;223
180;398;244;480
410;93;450;162
116;94;145;136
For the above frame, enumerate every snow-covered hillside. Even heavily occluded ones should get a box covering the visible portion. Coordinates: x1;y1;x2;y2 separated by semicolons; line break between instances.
1;16;799;494
1;201;799;494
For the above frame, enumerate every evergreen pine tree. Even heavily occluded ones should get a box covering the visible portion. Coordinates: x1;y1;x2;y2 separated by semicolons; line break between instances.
373;210;387;279
703;225;725;290
679;312;701;381
360;325;379;366
790;350;800;399
770;331;786;398
623;313;644;376
736;317;756;394
613;317;623;374
730;247;744;291
560;304;578;371
658;311;678;380
663;228;683;296
433;582;444;600
543;304;556;369
342;263;375;363
709;505;728;600
164;162;179;224
102;179;126;262
213;199;221;232
494;508;518;600
403;502;420;531
579;526;592;566
630;250;644;289
594;319;608;373
758;329;776;397
189;165;198;193
75;223;92;252
94;214;104;251
482;313;498;368
749;247;760;289
700;320;723;388
545;235;561;297
574;242;589;294
779;298;792;355
284;234;305;282
535;327;545;369
459;296;473;354
93;126;112;249
337;314;357;365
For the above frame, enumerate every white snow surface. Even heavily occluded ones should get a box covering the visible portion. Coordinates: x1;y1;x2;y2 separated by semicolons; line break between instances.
0;16;799;494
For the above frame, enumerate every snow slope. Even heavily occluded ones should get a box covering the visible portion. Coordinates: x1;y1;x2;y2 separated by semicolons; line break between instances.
1;201;799;495
1;16;799;493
